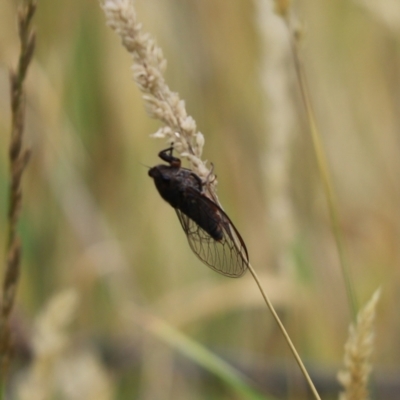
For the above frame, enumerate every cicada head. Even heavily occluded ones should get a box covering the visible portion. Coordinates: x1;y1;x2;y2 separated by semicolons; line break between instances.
148;164;180;208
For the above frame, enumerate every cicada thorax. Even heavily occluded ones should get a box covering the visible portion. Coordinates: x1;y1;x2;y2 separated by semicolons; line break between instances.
149;164;224;241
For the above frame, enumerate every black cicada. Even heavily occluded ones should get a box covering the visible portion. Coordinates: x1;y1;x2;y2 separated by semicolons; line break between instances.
148;147;249;277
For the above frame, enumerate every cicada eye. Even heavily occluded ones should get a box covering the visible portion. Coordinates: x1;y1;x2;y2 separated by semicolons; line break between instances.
148;168;157;178
148;167;168;180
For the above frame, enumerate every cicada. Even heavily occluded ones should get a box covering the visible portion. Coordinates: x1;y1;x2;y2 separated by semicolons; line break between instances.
148;147;249;277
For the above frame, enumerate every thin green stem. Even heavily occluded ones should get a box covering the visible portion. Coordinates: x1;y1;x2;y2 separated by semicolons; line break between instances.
248;263;321;400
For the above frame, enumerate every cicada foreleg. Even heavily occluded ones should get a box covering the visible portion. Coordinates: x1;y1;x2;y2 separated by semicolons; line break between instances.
158;146;181;168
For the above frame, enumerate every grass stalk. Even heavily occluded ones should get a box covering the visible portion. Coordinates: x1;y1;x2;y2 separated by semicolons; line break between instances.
248;263;321;400
271;0;358;319
286;20;358;320
0;0;36;389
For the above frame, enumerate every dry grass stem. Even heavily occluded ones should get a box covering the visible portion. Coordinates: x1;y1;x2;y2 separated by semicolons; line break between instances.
101;0;215;192
247;264;321;400
337;289;381;400
0;0;36;380
276;5;358;319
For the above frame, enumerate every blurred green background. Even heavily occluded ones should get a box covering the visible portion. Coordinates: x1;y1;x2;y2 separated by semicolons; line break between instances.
1;0;400;399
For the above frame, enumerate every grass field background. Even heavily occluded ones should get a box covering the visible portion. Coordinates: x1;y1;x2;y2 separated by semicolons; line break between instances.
1;0;399;399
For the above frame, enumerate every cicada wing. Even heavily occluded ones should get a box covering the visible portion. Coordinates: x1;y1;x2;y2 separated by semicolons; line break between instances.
175;196;249;278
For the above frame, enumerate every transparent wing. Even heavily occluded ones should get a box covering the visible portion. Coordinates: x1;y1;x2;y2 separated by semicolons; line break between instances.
175;194;249;278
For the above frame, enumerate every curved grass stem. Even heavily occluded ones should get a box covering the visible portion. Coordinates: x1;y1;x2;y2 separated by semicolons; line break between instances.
248;263;321;400
286;22;358;320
